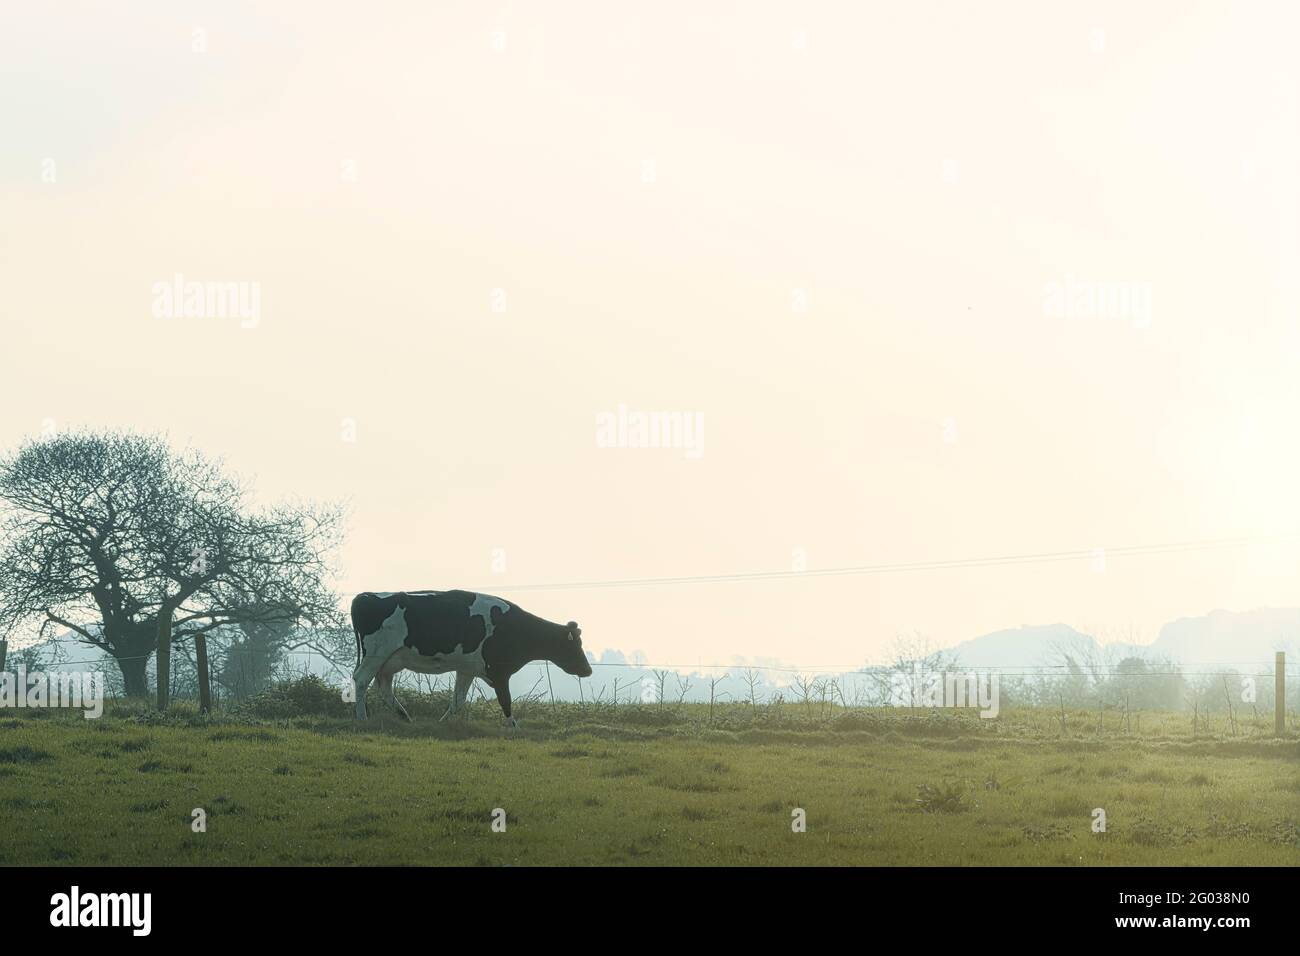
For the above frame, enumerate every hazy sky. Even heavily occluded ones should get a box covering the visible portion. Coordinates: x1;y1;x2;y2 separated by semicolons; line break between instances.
3;2;1297;667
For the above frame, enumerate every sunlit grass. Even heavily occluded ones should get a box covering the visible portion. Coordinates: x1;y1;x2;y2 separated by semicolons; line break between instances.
0;698;1295;865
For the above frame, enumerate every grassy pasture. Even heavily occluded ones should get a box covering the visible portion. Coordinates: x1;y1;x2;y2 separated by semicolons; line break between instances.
0;690;1296;866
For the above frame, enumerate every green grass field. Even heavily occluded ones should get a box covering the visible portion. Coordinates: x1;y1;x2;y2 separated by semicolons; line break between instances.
1;693;1297;866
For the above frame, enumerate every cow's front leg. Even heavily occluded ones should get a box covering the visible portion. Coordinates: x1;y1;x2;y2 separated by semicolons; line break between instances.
442;671;474;721
494;680;517;729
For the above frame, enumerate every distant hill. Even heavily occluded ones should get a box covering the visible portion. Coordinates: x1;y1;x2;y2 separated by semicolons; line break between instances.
946;623;1095;668
1146;608;1299;664
946;609;1299;669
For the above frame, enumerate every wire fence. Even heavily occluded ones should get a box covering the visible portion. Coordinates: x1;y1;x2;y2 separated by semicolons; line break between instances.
14;640;1296;681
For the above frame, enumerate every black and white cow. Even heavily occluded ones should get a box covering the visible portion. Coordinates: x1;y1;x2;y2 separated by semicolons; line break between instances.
350;589;592;725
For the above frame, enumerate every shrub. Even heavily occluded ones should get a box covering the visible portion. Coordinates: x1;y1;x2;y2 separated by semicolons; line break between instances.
914;780;970;813
236;674;351;718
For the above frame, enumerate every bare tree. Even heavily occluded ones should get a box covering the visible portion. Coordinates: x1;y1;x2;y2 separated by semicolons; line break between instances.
674;673;693;704
706;672;730;724
652;668;670;706
740;667;763;708
869;632;961;711
829;676;850;711
0;431;343;707
792;674;815;718
812;677;829;718
1221;675;1238;737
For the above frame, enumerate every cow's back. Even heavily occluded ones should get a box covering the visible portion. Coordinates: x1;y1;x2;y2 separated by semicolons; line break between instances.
352;590;509;658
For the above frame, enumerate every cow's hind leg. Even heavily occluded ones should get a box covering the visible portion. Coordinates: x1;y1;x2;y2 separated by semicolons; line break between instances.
351;653;384;720
351;609;410;720
377;659;412;722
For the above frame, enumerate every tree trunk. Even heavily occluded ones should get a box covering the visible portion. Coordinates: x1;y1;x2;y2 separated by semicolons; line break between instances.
195;631;212;713
116;653;150;698
156;610;172;710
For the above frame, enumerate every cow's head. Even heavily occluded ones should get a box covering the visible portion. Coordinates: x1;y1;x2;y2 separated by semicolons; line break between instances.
553;621;592;677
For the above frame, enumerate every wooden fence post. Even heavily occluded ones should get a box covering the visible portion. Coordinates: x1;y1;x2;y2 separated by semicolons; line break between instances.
156;610;172;711
1274;655;1284;738
195;632;212;713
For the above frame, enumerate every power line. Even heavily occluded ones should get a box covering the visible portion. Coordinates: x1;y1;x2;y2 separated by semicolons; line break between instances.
8;534;1294;657
488;533;1299;593
575;662;1282;678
